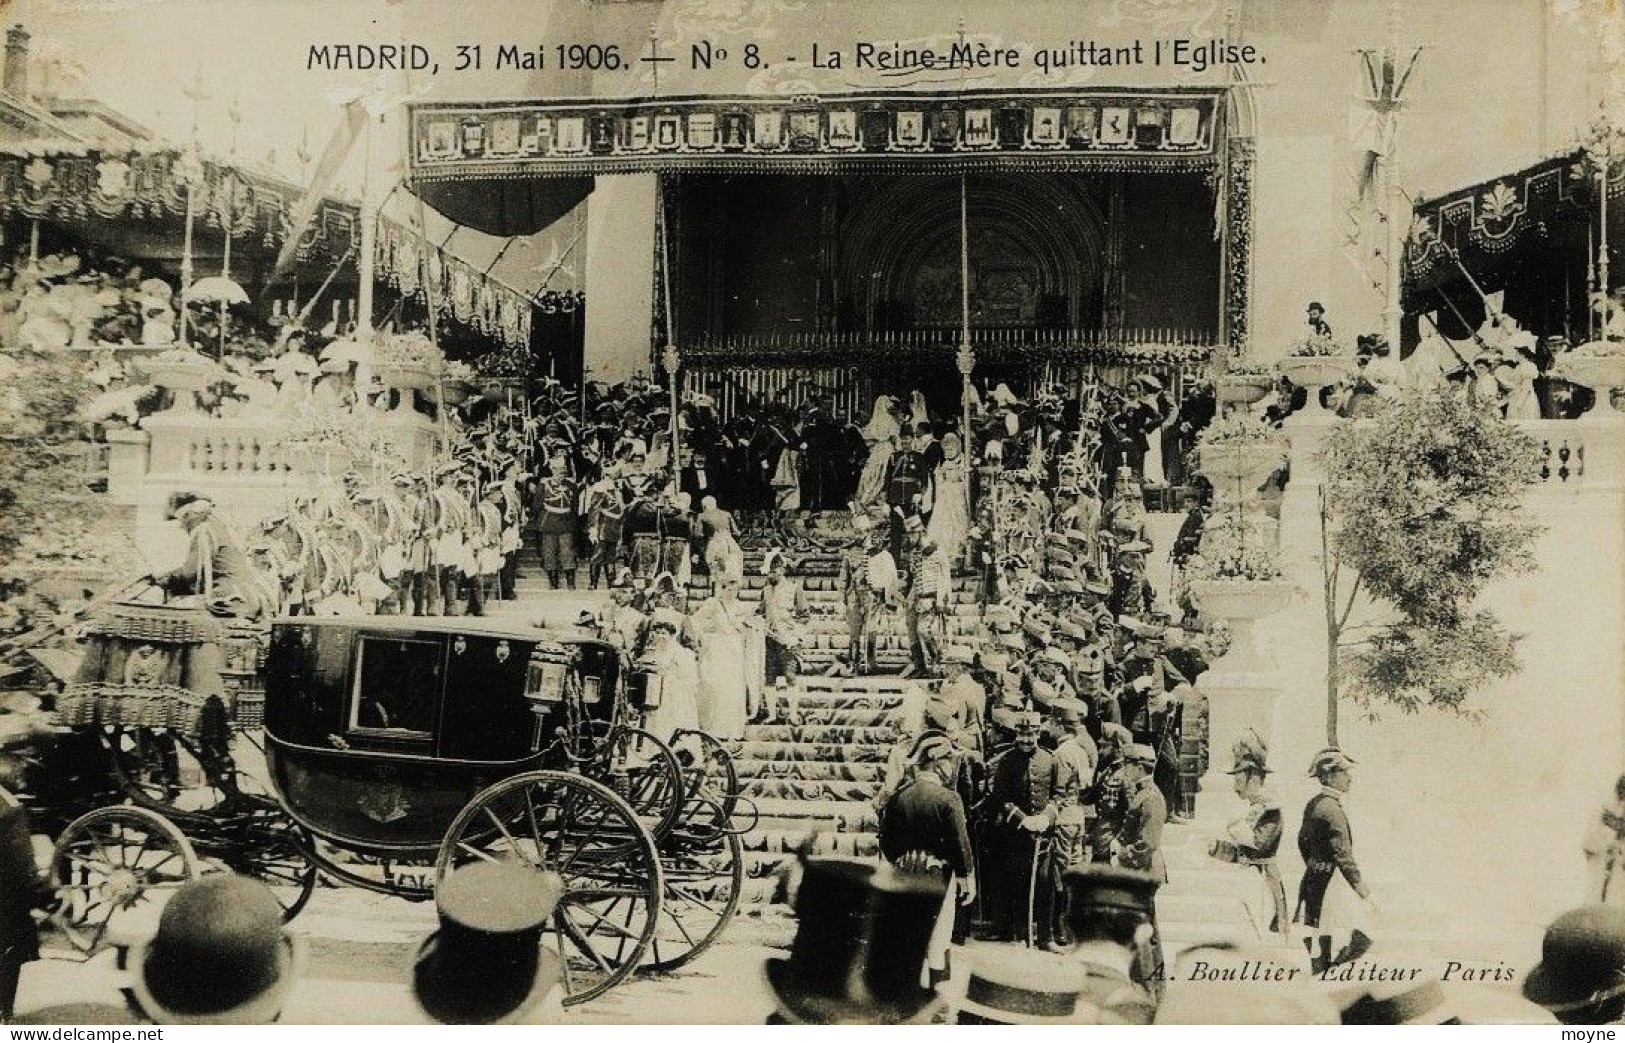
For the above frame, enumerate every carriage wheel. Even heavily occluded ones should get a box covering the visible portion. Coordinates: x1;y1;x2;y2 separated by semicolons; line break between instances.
611;727;684;841
435;771;664;1007
204;817;319;923
644;829;743;973
673;729;740;822
49;806;201;954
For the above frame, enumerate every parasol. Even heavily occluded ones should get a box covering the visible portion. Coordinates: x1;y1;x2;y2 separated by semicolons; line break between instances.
271;351;318;383
138;277;173;300
319;338;376;366
183;275;250;305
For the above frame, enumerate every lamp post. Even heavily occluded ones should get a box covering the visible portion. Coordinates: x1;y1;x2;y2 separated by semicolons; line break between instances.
958;173;975;523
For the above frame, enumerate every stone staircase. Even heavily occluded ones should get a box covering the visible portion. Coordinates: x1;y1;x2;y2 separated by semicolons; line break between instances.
730;675;911;944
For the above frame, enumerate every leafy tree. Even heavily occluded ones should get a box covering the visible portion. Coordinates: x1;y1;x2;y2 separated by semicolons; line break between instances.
1317;389;1543;741
0;348;107;600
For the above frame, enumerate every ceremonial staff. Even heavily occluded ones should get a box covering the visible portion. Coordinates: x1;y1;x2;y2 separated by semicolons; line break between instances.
958;173;975;524
658;175;681;496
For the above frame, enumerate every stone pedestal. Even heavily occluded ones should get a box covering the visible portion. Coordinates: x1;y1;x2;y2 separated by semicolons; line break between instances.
104;426;149;505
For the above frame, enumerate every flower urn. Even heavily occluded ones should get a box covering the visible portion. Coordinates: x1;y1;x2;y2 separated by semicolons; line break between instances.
1556;352;1625;419
1216;373;1274;407
1276;355;1355;422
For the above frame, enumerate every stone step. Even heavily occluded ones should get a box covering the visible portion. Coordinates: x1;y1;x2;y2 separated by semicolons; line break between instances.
734;759;888;783
745;724;902;745
734;740;893;764
748;797;879;834
761;707;900;730
743;777;881;803
796;676;913;694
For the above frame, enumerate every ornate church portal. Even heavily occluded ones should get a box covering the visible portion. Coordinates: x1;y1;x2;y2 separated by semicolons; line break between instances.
668;170;1219;416
407;87;1251;415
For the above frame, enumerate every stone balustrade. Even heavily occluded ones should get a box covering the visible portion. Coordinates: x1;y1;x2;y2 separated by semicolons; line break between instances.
119;411;441;528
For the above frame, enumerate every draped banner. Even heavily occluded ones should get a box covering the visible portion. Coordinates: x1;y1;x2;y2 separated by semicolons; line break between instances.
408;87;1225;184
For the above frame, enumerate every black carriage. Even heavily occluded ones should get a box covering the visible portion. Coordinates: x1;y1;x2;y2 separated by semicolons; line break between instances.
22;608;744;1007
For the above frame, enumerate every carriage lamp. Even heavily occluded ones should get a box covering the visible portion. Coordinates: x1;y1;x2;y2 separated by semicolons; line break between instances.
628;658;663;711
524;645;572;706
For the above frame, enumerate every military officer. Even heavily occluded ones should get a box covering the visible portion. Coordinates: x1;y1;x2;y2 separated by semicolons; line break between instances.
878;733;976;986
535;453;579;589
1045;700;1097;947
1208;733;1288;938
582;474;626;589
1114;742;1167;996
1296;746;1374;974
986;711;1061;947
884;425;930;562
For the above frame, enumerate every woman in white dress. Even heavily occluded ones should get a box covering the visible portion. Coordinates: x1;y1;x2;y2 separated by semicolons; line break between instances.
854;396;900;508
687;576;757;741
924;431;971;567
641;608;701;744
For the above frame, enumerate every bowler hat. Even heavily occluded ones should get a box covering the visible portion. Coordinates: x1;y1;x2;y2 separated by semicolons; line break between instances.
413;862;566;1024
128;874;302;1025
1522;906;1625;1018
765;858;946;1024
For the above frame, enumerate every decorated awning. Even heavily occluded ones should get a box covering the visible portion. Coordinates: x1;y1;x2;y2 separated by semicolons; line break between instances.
407;87;1227;190
0;144;356;268
1403;147;1625;307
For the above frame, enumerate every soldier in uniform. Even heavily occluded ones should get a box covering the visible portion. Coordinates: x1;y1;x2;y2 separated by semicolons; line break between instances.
878;734;976;987
834;533;877;677
1046;700;1097;947
884;425;930;563
1114;742;1167;995
1208;733;1288;938
535;454;579;590
582;474;626;590
1296;746;1374;974
985;711;1061;947
1059;866;1162;1025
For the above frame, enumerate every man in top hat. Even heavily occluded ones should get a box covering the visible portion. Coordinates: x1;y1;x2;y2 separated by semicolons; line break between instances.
878;734;976;987
1296;746;1373;974
766;859;948;1024
413;862;566;1024
1059;866;1162;1024
986;711;1063;947
124;874;303;1024
1208;732;1288;938
1523;906;1625;1024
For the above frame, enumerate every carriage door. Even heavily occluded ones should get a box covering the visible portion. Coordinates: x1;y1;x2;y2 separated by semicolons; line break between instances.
347;634;441;748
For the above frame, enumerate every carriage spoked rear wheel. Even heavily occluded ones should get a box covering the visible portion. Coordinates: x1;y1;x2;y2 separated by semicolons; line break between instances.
673;729;741;827
49;806;201;954
435;770;664;1007
609;726;684;841
643;828;744;973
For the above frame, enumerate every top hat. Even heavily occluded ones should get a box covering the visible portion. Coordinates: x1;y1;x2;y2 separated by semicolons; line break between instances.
1307;301;1325;313
128;875;302;1025
1061;865;1160;917
413;862;566;1024
765;858;946;1024
1522;906;1625;1018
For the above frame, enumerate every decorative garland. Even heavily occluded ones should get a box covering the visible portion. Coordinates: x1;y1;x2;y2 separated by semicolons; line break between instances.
0;145;355;264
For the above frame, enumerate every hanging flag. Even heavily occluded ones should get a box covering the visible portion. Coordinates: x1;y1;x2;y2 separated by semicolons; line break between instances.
268;97;368;283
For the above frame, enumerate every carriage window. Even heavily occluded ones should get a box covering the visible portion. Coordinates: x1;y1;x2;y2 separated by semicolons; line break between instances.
348;637;439;738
